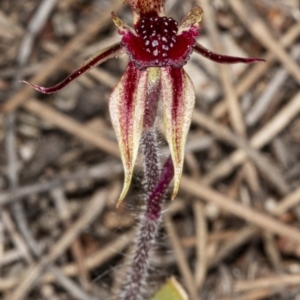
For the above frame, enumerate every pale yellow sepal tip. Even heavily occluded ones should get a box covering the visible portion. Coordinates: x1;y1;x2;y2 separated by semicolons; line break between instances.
116;190;127;208
171;191;177;201
171;187;179;201
171;177;181;200
116;198;123;208
116;174;133;208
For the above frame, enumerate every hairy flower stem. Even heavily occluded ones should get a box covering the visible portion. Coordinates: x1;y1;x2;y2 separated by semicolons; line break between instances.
120;128;174;300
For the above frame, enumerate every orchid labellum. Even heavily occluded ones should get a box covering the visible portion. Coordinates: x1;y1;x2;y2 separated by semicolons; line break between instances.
23;0;264;206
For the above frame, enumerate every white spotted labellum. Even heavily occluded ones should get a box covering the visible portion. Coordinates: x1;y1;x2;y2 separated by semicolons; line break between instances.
23;0;264;206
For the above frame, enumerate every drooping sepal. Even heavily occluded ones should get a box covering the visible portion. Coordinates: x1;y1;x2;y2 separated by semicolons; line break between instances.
21;43;124;94
161;67;195;200
125;0;166;24
193;42;265;64
109;62;148;206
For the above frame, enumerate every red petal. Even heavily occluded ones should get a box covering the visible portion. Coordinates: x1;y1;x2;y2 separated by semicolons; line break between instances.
119;6;203;69
193;42;265;64
21;43;123;94
121;22;196;69
109;62;148;206
161;67;195;200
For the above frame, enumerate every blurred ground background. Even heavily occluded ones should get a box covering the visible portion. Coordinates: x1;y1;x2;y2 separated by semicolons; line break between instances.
1;0;300;299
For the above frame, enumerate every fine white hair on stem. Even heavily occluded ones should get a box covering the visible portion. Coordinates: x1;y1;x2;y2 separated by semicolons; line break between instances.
119;128;173;300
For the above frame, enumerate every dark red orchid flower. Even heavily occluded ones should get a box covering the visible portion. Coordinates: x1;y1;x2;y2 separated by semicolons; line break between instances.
22;0;264;206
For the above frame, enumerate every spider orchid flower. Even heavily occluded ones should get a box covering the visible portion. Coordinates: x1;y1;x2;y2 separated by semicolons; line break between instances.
23;0;264;206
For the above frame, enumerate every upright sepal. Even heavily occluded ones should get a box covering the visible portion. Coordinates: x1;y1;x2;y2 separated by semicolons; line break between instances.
125;0;166;24
109;62;148;206
161;67;195;200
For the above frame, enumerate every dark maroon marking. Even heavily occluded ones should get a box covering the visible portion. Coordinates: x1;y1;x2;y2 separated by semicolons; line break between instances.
146;156;174;220
21;42;123;94
170;67;183;151
169;67;183;117
121;62;141;153
120;14;198;69
193;42;265;64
